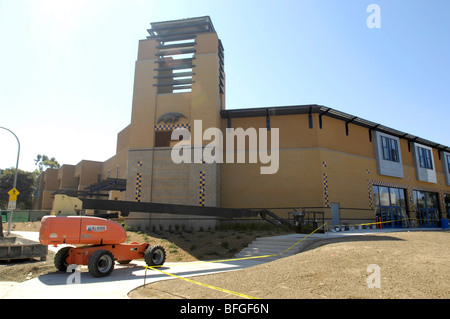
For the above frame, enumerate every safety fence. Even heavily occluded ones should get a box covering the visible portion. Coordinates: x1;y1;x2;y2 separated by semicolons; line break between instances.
0;210;50;223
331;217;449;231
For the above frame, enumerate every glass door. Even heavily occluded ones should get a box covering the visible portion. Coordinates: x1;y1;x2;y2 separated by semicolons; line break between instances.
373;186;408;228
413;190;439;228
379;206;393;228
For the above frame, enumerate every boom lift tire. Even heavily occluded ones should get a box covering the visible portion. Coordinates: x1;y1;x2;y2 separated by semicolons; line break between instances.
144;245;166;266
88;249;115;277
54;246;73;272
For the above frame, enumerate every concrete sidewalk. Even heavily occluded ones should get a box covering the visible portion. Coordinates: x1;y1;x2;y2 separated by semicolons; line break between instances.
1;258;266;299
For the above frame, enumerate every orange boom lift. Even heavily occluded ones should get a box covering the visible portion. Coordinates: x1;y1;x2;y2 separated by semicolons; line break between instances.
39;216;166;277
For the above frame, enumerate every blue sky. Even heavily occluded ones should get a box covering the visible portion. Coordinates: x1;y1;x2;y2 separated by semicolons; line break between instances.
1;0;449;172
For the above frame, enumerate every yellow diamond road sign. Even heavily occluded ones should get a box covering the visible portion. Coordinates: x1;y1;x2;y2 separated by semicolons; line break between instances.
7;188;20;202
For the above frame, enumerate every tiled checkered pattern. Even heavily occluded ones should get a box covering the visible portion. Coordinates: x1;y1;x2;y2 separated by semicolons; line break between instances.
322;161;330;208
199;171;206;207
323;173;329;208
366;169;374;209
408;184;415;211
154;123;190;131
135;172;142;202
372;180;408;189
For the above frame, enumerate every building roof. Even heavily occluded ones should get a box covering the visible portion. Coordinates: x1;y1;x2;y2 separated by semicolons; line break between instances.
221;104;450;153
147;16;215;41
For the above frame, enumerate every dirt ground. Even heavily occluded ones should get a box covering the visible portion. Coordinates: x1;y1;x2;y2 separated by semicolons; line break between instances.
129;230;450;299
1;222;449;299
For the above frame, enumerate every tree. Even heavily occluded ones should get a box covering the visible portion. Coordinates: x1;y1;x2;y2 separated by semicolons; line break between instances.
34;154;60;173
0;168;35;210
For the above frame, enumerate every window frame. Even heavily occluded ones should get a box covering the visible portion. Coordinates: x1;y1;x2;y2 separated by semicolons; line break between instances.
447;154;450;174
418;146;433;170
442;151;450;186
381;135;400;163
413;143;437;183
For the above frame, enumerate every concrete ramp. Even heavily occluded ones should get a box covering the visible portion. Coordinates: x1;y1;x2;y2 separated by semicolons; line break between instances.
234;234;318;262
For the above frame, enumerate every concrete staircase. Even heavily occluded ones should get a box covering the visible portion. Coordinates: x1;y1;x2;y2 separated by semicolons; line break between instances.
234;234;318;262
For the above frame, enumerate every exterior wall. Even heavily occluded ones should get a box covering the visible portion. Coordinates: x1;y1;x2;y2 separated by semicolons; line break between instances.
219;111;450;225
33;169;59;210
220;114;322;212
126;148;219;231
116;125;131;154
128;39;159;150
220;149;323;209
102;148;128;180
74;160;103;191
34;161;103;210
57;165;78;189
317;116;374;158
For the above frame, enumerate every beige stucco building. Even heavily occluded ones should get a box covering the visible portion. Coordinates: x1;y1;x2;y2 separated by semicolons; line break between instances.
34;16;450;230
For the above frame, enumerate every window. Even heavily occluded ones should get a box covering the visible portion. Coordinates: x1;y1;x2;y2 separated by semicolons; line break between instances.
414;190;439;209
418;147;433;169
381;136;399;162
447;154;450;174
414;143;436;183
155;131;174;147
154;38;195;94
155;130;186;147
373;132;403;178
442;152;450;186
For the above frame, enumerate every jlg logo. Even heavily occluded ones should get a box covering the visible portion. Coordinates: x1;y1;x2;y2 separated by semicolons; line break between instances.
86;225;107;232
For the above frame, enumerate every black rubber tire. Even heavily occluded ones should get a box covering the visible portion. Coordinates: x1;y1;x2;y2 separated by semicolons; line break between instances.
88;249;115;277
54;246;73;272
144;245;166;266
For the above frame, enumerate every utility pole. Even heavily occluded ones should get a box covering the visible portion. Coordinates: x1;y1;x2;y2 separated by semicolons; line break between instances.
0;126;21;236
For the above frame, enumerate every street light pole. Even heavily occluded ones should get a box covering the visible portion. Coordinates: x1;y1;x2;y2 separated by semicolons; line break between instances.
0;126;20;235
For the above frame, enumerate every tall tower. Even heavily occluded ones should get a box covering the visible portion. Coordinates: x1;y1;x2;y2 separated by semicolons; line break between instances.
109;16;225;209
